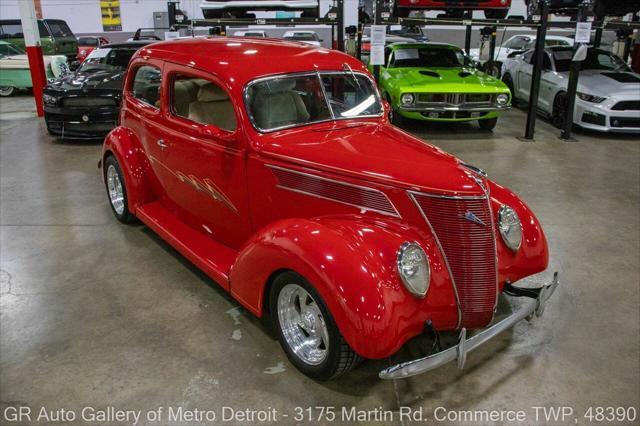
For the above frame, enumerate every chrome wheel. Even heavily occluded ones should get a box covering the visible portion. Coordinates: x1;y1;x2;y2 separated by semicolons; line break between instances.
0;86;15;97
106;164;125;215
277;283;329;366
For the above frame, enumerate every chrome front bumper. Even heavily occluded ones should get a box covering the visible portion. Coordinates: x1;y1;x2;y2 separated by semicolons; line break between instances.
379;273;559;380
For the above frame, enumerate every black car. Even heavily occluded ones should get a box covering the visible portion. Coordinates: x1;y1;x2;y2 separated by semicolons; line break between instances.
43;40;151;139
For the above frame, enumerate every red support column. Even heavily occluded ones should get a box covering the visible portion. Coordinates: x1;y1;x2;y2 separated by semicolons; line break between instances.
19;0;47;117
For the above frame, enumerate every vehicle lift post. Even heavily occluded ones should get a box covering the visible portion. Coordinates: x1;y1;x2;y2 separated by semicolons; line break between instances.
479;26;497;75
560;0;591;141
464;10;473;55
168;1;177;27
18;0;46;117
372;0;383;82
522;0;549;141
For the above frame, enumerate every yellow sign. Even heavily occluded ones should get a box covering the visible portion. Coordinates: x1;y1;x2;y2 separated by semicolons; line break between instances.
101;0;122;32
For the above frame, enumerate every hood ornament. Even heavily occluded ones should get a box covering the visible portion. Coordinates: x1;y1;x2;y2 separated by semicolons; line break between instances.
463;211;486;226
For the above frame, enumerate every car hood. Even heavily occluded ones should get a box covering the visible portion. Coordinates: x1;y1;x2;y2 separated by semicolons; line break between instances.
255;122;485;196
576;70;640;97
46;68;125;93
387;67;509;93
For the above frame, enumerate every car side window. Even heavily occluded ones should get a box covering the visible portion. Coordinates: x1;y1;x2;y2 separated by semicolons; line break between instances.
522;51;534;64
132;65;162;108
171;75;237;131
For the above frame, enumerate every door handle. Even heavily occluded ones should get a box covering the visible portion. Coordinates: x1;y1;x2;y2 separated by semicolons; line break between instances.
156;139;168;149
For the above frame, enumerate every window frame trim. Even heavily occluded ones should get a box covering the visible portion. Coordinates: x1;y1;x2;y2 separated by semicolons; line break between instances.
128;63;163;110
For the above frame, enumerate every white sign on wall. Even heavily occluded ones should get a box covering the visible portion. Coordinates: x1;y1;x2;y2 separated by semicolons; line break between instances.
369;25;386;65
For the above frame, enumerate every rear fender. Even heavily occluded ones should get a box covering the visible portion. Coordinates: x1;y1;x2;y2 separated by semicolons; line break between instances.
229;215;458;359
102;126;155;212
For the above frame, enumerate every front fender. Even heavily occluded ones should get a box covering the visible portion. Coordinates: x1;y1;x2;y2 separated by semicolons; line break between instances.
102;126;155;212
489;180;549;286
229;216;458;359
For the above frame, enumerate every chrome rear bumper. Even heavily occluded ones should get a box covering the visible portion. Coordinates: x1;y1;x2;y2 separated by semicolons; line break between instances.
379;272;559;380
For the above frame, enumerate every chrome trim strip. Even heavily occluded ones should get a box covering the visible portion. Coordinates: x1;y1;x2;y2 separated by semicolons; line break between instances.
408;191;462;329
379;273;559;379
267;164;401;218
400;105;510;112
408;190;486;200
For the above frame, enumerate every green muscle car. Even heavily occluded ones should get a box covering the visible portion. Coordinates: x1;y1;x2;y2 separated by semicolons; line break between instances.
375;42;511;130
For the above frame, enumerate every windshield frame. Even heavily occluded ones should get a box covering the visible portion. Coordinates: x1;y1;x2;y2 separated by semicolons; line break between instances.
76;46;138;74
244;70;384;133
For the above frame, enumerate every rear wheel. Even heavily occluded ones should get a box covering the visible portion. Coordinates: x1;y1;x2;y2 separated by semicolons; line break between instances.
104;155;135;223
0;86;15;97
393;6;410;18
446;9;465;19
485;9;508;19
202;9;223;19
552;92;568;129
270;271;360;380
479;117;498;131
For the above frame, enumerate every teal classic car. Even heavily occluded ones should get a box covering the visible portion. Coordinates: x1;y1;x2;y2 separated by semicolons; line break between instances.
375;42;511;130
0;41;68;96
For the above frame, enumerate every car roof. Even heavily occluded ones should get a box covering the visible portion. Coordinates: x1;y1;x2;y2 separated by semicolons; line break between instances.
102;40;154;49
389;42;458;50
134;37;366;92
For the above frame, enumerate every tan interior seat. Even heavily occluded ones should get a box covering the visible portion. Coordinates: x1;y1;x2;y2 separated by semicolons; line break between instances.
173;79;201;117
252;79;310;130
187;82;237;131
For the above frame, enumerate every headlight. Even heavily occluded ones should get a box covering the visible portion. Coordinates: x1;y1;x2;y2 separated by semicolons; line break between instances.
43;94;57;105
397;242;430;298
498;205;522;252
400;93;415;106
577;92;606;103
496;93;509;106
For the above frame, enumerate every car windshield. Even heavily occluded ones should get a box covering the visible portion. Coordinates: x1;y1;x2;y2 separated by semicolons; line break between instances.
77;47;138;73
246;72;382;131
553;49;629;72
285;33;318;41
46;20;73;38
78;37;99;46
0;42;25;56
391;46;465;68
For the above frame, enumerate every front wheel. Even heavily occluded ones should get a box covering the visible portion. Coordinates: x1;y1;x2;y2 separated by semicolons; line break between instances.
270;271;361;380
485;9;508;19
0;86;15;97
479;117;498;131
104;155;135;223
552;92;568;129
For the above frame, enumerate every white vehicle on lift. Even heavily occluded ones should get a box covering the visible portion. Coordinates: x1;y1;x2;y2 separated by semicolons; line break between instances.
200;0;319;18
233;30;268;37
501;46;640;133
470;34;574;75
282;30;322;46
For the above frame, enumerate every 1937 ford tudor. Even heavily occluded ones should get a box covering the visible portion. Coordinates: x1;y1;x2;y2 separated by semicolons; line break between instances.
101;37;558;380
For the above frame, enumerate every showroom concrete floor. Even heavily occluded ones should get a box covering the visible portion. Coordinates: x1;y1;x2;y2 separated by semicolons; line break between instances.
1;94;638;425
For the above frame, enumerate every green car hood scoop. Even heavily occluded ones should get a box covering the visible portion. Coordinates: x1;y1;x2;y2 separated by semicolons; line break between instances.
419;70;440;78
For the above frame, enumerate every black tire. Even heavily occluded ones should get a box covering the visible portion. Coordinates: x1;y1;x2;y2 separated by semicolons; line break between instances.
446;9;465;19
479;117;498;131
269;271;361;380
386;94;405;126
482;61;502;78
202;9;223;19
393;6;410;18
301;8;319;18
552;92;568;129
485;9;508;19
104;155;135;224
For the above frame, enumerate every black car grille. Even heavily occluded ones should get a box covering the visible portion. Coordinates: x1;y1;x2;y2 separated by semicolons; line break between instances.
61;97;116;107
611;101;640;111
581;112;606;126
417;93;494;104
610;117;640;128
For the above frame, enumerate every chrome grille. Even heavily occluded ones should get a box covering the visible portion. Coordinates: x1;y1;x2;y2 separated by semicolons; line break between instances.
62;97;116;107
417;93;494;106
411;191;497;328
268;165;399;217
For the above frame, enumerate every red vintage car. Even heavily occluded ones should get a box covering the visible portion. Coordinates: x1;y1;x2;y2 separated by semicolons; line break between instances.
395;0;511;19
76;36;110;63
101;37;558;380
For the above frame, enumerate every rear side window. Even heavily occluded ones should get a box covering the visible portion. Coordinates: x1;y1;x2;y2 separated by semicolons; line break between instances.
45;20;73;38
171;76;236;131
132;65;162;108
0;23;23;39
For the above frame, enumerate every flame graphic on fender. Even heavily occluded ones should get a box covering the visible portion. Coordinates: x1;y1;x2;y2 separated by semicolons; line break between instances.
149;155;238;214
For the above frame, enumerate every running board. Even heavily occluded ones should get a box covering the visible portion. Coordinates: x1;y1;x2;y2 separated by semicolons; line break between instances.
136;202;236;290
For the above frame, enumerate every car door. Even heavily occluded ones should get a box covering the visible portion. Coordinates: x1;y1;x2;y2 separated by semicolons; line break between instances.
121;59;169;201
516;50;535;99
158;63;251;249
538;53;557;113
